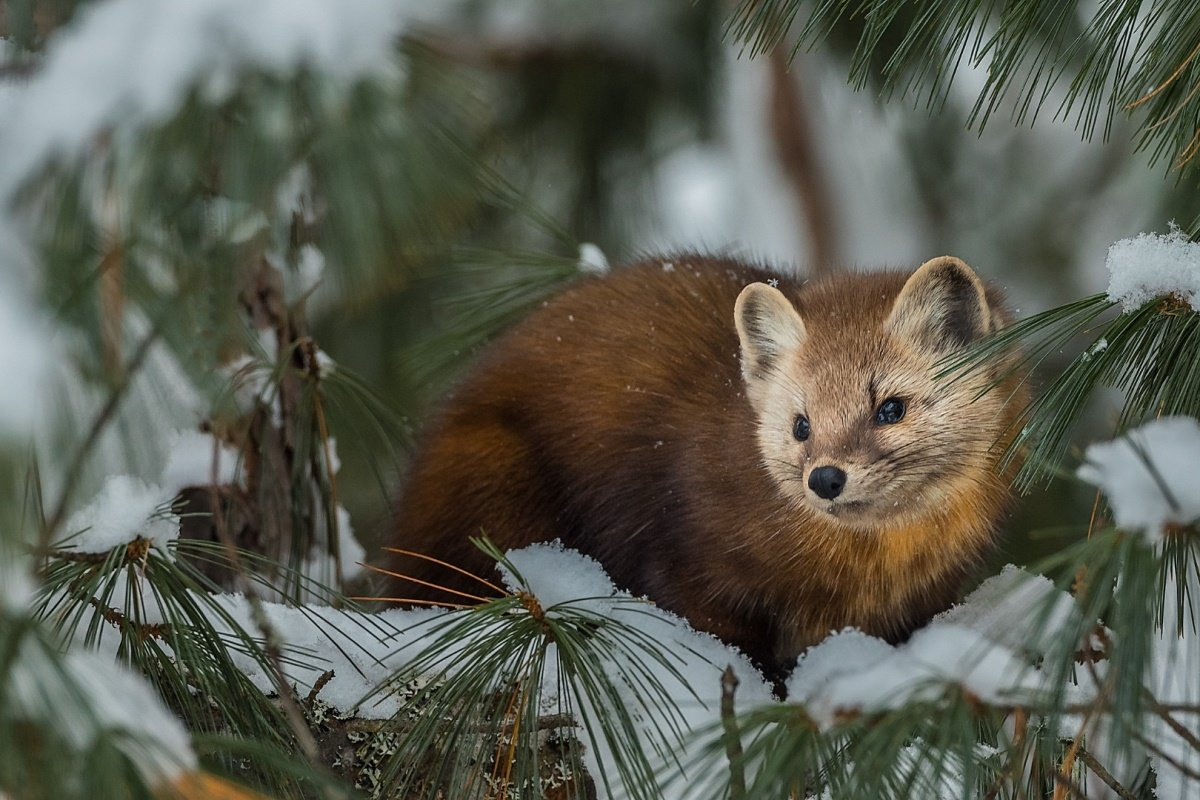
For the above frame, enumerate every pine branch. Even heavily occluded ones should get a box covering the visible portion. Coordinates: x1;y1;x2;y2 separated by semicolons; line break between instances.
728;0;1200;177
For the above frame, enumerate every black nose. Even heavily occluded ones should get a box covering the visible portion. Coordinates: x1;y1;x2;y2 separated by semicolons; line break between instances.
808;466;847;500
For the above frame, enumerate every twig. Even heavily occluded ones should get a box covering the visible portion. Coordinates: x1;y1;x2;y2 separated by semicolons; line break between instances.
1146;693;1200;753
305;669;336;706
85;596;171;642
721;665;747;800
206;473;323;766
41;322;164;544
1077;746;1139;800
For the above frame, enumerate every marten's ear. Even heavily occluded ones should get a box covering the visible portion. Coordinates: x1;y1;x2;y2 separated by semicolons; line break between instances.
735;282;807;381
886;256;992;354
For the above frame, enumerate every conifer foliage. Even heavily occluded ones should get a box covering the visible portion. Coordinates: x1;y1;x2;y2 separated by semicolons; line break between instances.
1;1;1200;799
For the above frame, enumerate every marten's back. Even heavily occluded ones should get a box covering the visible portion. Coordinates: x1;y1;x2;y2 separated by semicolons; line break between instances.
385;255;1026;679
389;257;769;595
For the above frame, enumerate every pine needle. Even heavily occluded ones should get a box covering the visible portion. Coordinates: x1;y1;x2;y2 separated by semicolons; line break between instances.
379;546;509;595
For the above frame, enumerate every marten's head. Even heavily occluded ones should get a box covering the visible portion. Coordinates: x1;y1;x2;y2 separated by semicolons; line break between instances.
734;256;1020;531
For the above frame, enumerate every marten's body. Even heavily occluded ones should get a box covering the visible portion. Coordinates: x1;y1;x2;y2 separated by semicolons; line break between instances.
386;255;1026;680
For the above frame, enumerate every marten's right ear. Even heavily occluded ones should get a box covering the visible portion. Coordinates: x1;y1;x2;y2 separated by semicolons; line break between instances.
887;256;992;354
735;283;807;381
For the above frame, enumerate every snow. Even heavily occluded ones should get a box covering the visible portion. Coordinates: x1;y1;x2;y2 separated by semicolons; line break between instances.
1077;416;1200;541
790;624;1043;730
935;564;1080;657
1081;336;1108;361
578;243;610;274
788;566;1089;733
502;541;618;607
1105;225;1200;313
0;226;53;438
300;503;366;587
0;0;405;199
10;645;196;783
60;474;179;553
160;429;242;493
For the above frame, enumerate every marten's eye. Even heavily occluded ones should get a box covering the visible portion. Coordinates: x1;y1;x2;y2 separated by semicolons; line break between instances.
874;397;906;425
792;414;811;442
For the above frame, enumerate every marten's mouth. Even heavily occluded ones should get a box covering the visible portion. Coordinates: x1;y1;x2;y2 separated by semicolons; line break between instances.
814;498;871;520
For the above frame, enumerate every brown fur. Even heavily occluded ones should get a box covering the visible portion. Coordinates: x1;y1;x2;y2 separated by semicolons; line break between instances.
384;255;1027;681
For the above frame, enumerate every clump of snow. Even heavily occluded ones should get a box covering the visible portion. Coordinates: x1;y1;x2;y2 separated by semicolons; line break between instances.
787;629;894;702
1104;225;1200;313
936;564;1080;657
787;566;1086;731
61;475;178;553
298;503;367;589
0;285;52;437
161;429;241;493
578;243;610;274
790;624;1042;729
1077;416;1200;541
502;541;618;607
0;0;405;198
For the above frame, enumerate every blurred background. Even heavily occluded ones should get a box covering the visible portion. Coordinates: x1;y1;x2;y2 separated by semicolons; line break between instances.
5;0;1197;581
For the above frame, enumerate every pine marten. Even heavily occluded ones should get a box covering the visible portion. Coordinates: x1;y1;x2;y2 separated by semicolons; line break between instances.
385;255;1027;682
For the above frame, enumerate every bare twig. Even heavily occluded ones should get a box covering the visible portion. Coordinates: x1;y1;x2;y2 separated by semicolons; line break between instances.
1147;693;1200;753
721;665;747;800
1077;746;1140;800
42;322;164;545
305;669;336;706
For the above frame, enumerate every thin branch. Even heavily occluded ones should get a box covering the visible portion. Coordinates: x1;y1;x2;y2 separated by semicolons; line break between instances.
41;321;164;544
721;665;747;800
1146;693;1200;753
1076;746;1140;800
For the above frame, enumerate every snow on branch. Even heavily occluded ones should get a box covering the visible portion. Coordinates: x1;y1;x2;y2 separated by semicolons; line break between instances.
1105;225;1200;313
0;0;406;198
1077;416;1200;542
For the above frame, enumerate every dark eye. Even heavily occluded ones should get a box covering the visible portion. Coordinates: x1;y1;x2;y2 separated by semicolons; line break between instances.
793;414;810;441
874;397;906;425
